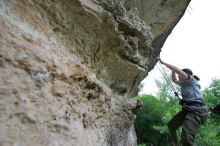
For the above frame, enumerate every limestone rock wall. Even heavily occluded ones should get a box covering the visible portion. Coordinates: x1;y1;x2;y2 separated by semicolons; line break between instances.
0;0;190;146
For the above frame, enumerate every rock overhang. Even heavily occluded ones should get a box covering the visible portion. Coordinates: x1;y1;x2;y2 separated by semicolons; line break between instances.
0;0;191;97
0;1;191;145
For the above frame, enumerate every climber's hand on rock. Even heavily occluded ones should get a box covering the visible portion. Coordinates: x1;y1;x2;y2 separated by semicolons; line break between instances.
157;57;164;64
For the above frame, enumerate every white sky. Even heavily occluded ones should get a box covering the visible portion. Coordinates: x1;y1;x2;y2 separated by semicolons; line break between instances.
140;0;220;95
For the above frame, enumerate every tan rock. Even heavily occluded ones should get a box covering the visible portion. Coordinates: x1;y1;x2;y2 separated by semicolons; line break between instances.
0;0;190;145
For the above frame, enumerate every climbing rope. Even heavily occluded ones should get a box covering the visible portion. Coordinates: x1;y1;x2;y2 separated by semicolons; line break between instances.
148;54;181;99
156;63;181;99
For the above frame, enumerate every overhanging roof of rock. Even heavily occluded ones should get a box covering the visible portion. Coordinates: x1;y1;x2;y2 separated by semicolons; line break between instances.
2;0;190;97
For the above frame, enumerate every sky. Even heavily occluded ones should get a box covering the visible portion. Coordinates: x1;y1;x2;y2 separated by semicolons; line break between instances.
140;0;220;95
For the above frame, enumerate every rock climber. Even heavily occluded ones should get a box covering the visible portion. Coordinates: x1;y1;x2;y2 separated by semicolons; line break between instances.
158;58;209;146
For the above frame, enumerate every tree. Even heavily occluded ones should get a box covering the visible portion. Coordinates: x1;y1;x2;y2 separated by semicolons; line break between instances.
195;79;220;146
135;94;170;145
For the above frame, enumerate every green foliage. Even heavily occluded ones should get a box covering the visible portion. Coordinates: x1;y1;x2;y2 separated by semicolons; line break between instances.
203;79;220;107
195;118;220;146
138;144;147;146
135;94;166;145
135;77;220;146
195;79;220;146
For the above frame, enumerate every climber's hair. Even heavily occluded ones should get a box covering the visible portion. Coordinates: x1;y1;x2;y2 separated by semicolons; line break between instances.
182;68;200;81
193;75;200;81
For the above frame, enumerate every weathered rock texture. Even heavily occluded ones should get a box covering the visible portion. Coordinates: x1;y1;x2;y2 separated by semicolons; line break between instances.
0;0;190;146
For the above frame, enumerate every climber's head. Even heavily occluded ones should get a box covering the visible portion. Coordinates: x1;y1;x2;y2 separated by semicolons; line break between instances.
182;68;200;81
182;68;193;76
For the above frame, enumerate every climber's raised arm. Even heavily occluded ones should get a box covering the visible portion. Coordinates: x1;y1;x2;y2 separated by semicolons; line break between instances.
158;58;189;83
171;71;180;85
